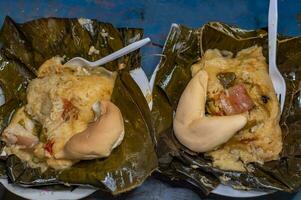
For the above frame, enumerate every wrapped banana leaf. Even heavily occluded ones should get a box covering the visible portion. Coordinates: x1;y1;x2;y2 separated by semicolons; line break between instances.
152;22;301;195
0;16;157;195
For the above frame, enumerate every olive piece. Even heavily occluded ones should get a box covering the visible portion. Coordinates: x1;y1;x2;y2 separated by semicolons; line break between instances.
261;95;270;104
217;72;236;88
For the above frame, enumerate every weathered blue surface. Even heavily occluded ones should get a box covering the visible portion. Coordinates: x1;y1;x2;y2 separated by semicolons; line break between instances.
0;1;300;199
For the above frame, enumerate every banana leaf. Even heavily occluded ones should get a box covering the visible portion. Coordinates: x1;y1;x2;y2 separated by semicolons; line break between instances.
152;22;301;195
0;16;157;195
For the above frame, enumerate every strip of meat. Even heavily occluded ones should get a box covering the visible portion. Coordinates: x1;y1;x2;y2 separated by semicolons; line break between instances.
220;84;254;115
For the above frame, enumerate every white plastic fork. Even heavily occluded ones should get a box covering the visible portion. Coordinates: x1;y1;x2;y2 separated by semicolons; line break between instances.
64;37;151;67
268;0;286;113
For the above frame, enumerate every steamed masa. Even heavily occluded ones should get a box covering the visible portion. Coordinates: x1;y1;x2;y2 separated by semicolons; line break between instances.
178;46;282;171
2;57;123;171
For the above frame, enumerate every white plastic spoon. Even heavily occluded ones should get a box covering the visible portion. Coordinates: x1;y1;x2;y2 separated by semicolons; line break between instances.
268;0;286;112
64;37;151;67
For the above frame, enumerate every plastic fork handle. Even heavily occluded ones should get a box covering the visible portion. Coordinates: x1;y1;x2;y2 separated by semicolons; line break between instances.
268;0;278;69
90;37;151;67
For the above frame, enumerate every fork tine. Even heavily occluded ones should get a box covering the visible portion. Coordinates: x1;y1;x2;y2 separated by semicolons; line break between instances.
277;92;286;113
278;93;284;112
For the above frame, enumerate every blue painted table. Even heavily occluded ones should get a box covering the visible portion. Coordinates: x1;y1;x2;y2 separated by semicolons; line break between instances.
0;0;300;199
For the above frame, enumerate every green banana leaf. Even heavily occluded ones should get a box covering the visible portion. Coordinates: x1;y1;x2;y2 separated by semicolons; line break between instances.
152;22;301;195
0;16;157;195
